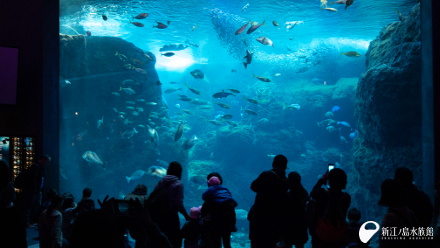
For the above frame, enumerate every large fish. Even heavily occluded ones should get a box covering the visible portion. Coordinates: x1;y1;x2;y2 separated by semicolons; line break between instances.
182;137;197;150
146;166;167;177
82;151;104;166
243;109;258;115
244;50;253;68
345;0;354;9
148;127;159;147
153;21;168;29
174;122;185;141
185;84;201;95
235;21;250;35
126;170;146;183
212;91;234;99
256;36;274;46
190;69;204;79
341;51;361;57
247;20;265;34
134;13;149;19
159;44;188;52
253;74;271;82
215;102;231;109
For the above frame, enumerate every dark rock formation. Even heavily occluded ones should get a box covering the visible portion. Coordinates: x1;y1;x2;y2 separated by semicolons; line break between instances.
59;34;169;198
352;3;421;221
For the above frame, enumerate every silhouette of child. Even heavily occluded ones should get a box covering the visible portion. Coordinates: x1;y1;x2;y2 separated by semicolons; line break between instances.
182;206;202;248
76;188;95;214
347;208;369;248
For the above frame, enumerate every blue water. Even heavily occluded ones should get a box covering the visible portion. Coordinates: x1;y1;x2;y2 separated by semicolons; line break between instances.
59;0;417;247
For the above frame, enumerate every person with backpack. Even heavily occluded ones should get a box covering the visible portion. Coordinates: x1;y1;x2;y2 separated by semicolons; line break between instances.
148;161;190;248
310;168;351;248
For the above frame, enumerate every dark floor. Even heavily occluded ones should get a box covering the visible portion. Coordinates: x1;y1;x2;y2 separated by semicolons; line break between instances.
26;226;136;248
26;226;39;248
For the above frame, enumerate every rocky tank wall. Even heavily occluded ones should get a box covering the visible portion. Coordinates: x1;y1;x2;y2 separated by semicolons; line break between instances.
352;3;422;221
58;34;178;198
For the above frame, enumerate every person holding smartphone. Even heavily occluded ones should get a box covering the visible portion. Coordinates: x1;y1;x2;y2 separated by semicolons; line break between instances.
310;165;351;248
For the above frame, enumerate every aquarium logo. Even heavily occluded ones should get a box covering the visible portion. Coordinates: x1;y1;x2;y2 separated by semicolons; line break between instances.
360;221;435;243
359;221;380;243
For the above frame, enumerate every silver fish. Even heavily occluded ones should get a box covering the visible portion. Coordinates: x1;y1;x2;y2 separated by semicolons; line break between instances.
256;36;273;46
146;165;167;177
126;170;146;183
174;122;185;142
82;151;104;166
148;127;159;147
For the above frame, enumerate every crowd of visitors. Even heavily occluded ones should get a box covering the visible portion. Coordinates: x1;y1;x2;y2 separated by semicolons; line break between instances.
0;155;438;248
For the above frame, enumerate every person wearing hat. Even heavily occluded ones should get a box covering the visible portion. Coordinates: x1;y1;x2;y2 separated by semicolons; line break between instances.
200;175;237;248
182;206;202;248
124;184;148;206
248;154;289;248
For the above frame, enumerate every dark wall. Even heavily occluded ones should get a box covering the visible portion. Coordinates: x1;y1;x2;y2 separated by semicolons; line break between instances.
0;0;59;191
431;0;440;199
0;0;44;135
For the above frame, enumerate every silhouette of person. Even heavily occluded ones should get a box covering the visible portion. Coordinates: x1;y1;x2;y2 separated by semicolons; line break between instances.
378;179;420;248
0;160;27;248
346;208;369;248
77;187;95;214
151;161;190;248
394;167;433;226
71;195;127;248
23;155;51;226
124;184;148;206
248;154;289;248
61;194;76;247
182;206;202;248
310;168;351;248
39;194;64;248
284;171;309;248
124;184;148;247
200;176;237;248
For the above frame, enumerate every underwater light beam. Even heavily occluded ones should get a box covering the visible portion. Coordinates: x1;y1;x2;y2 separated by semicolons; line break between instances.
156;50;195;71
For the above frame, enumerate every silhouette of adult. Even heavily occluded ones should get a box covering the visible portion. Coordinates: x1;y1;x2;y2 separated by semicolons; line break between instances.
248;154;289;248
378;179;420;248
150;161;190;248
0;160;27;248
22;155;51;226
310;168;351;248
394;167;433;226
284;171;309;248
201;175;237;248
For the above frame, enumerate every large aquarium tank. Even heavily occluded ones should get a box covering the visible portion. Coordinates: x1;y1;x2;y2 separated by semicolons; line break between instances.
59;0;423;246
